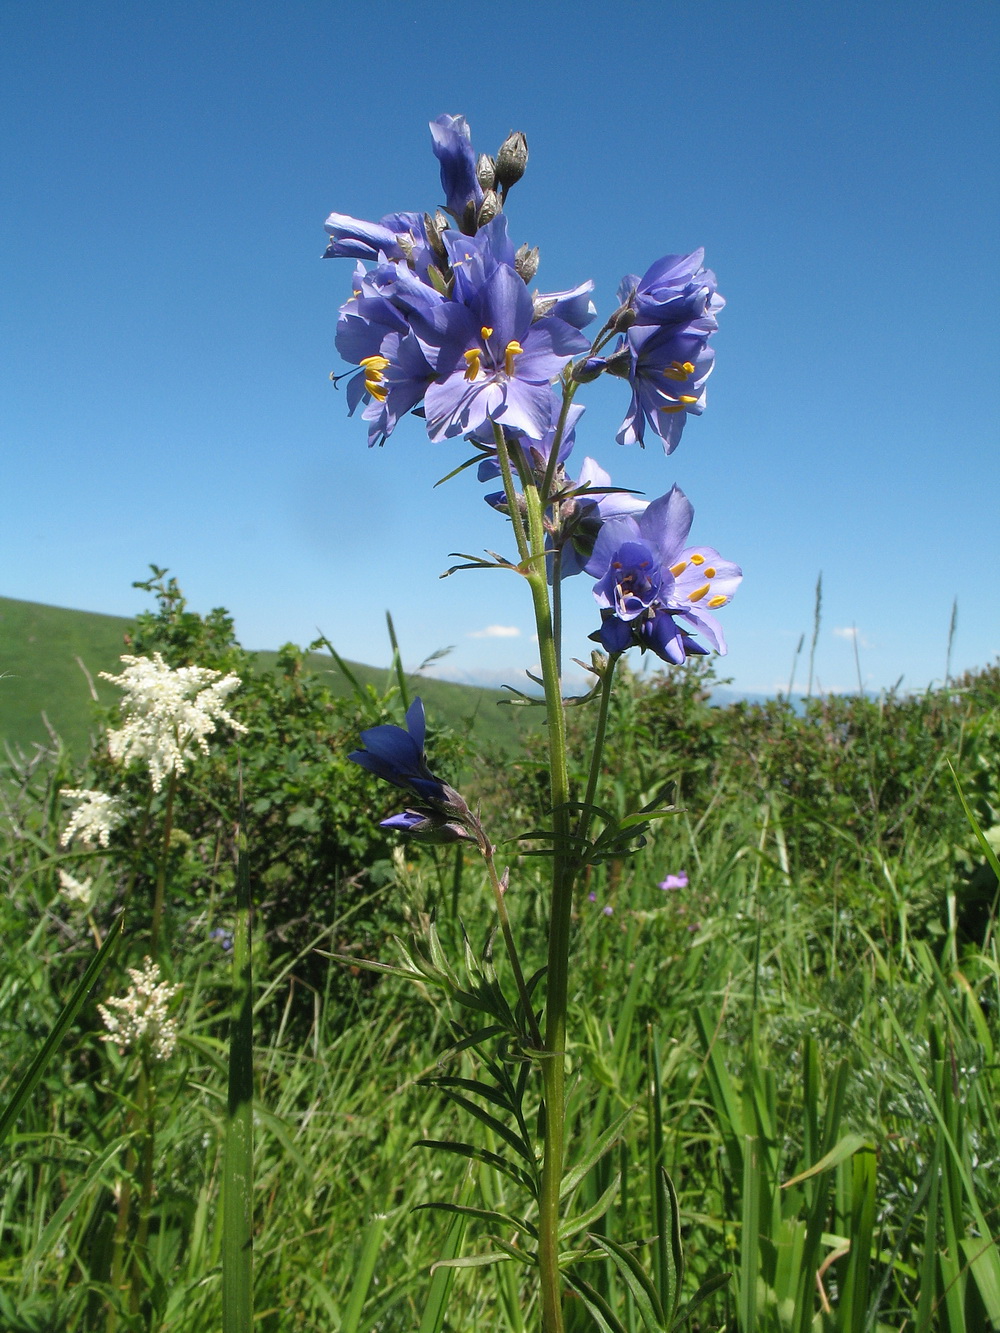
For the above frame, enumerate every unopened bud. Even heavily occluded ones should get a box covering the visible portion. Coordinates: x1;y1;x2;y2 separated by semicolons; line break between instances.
608;301;637;334
495;131;528;192
423;212;449;264
459;198;478;236
603;347;633;380
477;190;502;227
476;153;497;192
515;243;540;283
571;356;607;384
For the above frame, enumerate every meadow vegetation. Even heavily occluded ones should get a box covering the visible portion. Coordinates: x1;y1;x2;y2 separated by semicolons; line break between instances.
1;579;998;1331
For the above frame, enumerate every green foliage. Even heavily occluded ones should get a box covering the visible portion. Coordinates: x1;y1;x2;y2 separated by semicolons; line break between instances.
1;587;999;1329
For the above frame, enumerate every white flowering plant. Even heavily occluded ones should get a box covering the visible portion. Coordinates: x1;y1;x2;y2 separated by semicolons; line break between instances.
100;652;247;793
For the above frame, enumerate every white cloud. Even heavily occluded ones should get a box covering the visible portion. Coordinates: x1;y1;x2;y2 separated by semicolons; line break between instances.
833;626;872;648
468;624;521;639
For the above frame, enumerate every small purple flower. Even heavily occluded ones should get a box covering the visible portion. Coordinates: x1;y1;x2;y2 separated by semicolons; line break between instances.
209;928;234;952
587;891;597;902
602;905;614;917
658;871;688;892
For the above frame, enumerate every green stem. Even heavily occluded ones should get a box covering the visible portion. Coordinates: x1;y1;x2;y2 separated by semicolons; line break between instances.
223;779;254;1333
577;654;621;845
492;422;531;564
538;381;579;506
150;771;177;956
129;1058;156;1316
522;482;573;1333
494;421;574;1332
481;846;543;1050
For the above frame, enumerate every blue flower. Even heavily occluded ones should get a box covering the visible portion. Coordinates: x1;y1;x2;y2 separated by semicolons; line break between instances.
411;264;587;441
615;325;715;453
585;486;741;663
430;114;484;229
619;249;724;332
349;699;475;839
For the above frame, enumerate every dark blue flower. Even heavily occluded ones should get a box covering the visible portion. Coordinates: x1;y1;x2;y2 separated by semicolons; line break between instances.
349;699;474;836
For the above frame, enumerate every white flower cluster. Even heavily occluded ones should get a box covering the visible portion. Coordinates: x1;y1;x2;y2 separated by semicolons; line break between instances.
58;869;94;908
100;653;247;792
60;789;128;847
98;958;180;1061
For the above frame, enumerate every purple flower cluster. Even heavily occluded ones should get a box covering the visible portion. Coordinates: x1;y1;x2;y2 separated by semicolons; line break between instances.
323;114;741;669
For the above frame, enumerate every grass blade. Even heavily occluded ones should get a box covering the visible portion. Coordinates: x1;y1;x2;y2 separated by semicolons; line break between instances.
0;911;124;1152
222;788;253;1333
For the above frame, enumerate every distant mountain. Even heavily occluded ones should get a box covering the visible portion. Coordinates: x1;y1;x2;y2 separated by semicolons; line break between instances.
0;596;533;759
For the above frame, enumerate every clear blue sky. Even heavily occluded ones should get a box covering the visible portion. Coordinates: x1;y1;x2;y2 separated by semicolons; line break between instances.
2;1;998;695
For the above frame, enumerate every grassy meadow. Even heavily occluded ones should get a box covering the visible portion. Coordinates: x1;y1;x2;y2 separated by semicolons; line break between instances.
1;582;998;1331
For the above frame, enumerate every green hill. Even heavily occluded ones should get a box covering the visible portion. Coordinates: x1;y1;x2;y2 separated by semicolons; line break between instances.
0;596;533;759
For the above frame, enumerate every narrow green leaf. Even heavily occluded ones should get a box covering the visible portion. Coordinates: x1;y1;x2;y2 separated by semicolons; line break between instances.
341;1212;388;1333
415;1140;536;1195
564;1271;630;1333
560;1107;634;1201
433;1087;536;1167
948;759;1000;880
657;1167;684;1323
24;1136;127;1268
415;1201;536;1240
417;1177;472;1333
559;1173;621;1241
430;1251;513;1271
960;1235;1000;1326
588;1233;666;1332
0;911;124;1151
670;1272;733;1329
781;1132;873;1189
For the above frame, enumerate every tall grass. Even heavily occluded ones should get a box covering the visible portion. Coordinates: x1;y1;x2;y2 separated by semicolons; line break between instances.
1;649;998;1329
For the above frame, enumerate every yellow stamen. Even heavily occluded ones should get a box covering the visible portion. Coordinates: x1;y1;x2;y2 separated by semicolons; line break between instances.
463;348;482;380
669;560;688;576
359;354;390;402
704;566;717;578
659;396;697;414
504;340;524;376
662;360;696;381
690;553;705;566
480;326;494;341
689;584;710;603
707;595;727;609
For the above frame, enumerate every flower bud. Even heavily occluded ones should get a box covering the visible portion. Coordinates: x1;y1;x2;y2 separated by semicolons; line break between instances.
515;243;540;283
603;347;633;379
608;301;637;334
459;198;479;236
423;211;449;264
571;356;607;384
477;190;502;227
476;153;497;192
494;131;528;192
